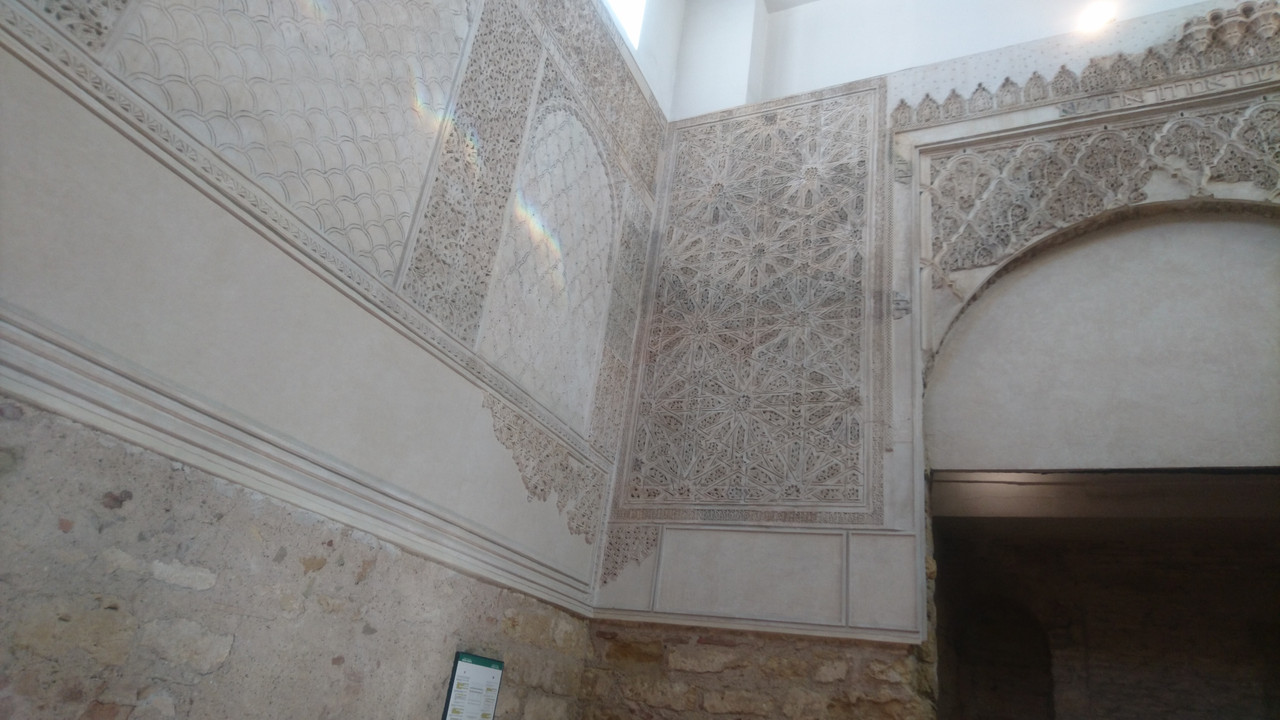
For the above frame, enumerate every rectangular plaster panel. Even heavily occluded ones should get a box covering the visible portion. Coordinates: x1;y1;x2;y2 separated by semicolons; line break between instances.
654;528;845;625
0;47;595;584
618;82;885;527
847;534;918;632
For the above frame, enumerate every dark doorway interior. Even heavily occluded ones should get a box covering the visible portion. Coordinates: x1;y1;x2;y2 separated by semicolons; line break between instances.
935;514;1280;720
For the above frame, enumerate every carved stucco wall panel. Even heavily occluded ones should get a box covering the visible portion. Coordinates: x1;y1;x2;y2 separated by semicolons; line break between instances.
923;96;1280;322
483;394;606;544
527;0;663;197
475;96;615;431
108;0;475;282
18;0;128;51
616;87;884;530
589;185;652;459
2;0;646;565
401;0;544;344
893;1;1280;130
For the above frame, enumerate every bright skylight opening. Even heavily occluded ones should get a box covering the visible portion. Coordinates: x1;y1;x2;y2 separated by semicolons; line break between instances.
603;0;646;48
1076;1;1119;33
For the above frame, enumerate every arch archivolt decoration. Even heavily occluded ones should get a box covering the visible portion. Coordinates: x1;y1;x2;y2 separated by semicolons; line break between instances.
903;93;1280;353
477;97;618;433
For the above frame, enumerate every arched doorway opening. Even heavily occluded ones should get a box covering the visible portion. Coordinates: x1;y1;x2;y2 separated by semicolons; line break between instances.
925;207;1280;719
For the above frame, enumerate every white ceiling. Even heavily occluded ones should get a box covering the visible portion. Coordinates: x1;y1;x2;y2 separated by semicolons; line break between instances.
621;0;1221;118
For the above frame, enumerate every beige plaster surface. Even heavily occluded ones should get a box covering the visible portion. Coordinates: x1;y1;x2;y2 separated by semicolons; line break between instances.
926;212;1280;470
654;528;846;626
848;534;919;631
0;49;593;580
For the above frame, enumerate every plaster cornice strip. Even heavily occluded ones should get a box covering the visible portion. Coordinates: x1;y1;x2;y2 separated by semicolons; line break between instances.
0;307;594;612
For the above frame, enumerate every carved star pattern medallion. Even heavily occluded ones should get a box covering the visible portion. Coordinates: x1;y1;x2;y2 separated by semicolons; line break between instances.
624;93;875;510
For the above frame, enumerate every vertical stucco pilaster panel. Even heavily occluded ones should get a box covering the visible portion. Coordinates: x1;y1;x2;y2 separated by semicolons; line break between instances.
401;0;544;344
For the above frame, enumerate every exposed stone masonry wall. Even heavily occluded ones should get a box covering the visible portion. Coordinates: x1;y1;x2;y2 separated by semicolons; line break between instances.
581;621;935;720
0;396;934;719
0;397;593;719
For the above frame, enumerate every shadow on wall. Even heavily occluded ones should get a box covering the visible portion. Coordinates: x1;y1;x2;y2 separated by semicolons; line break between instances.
946;597;1053;720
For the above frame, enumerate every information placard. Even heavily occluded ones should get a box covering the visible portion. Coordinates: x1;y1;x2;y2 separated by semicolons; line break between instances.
441;652;504;720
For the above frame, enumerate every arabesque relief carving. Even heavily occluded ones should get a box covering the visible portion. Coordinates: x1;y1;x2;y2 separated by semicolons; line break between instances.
588;189;650;459
483;395;606;543
893;1;1280;129
19;0;128;51
619;89;882;525
476;97;615;432
401;0;543;344
600;524;660;584
529;0;663;196
925;98;1280;279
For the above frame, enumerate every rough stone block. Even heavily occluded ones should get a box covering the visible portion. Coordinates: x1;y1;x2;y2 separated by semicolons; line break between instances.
602;639;663;664
782;688;828;719
150;559;216;590
522;693;572;720
814;660;849;683
140;619;233;674
619;676;698;711
13;598;138;666
668;644;745;673
502;608;555;647
702;689;774;716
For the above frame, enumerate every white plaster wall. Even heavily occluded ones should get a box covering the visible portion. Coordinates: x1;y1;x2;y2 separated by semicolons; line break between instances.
0;50;595;584
654;529;846;626
671;0;760;118
634;0;687;114
657;0;1221;119
925;213;1280;471
768;0;1216;103
746;0;770;104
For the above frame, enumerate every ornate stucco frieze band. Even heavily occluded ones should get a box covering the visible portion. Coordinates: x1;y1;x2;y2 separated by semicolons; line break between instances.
483;394;606;544
892;1;1280;129
616;84;887;527
599;524;660;584
923;96;1280;286
17;0;130;51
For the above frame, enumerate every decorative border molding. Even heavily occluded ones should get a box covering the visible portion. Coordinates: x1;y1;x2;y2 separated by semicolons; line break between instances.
483;394;607;544
892;1;1280;129
0;305;594;611
598;523;659;584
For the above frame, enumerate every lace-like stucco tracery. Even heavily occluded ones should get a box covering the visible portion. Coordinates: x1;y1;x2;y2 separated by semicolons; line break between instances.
619;88;883;525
